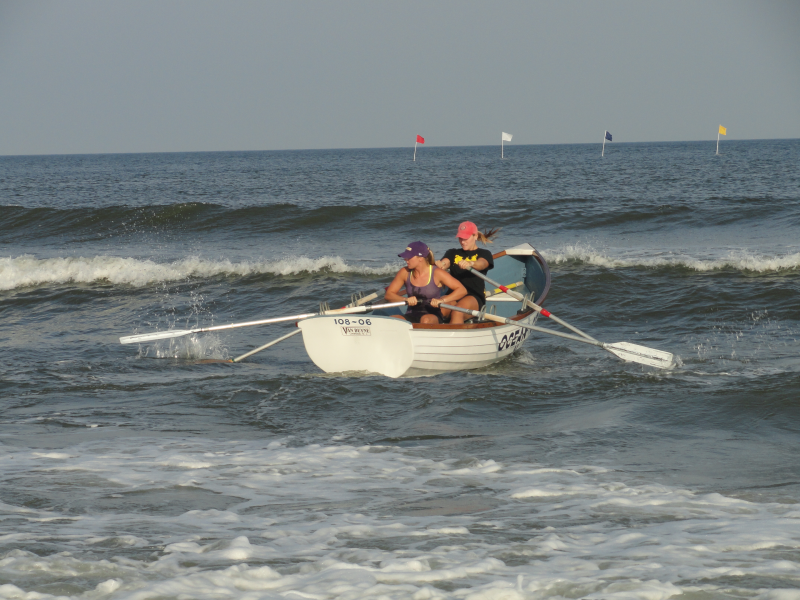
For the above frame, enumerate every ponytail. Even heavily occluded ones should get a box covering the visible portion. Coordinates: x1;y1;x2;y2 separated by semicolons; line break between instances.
426;250;436;265
476;227;501;245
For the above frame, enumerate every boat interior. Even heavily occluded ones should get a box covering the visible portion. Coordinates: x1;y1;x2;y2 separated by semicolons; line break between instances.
371;243;551;329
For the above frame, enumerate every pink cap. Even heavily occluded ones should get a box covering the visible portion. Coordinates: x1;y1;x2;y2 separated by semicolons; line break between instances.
456;221;478;239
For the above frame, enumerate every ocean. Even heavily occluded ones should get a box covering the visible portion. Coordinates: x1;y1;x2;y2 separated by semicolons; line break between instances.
1;139;799;599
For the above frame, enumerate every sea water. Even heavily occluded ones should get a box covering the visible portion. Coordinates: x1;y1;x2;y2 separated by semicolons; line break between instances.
1;140;800;599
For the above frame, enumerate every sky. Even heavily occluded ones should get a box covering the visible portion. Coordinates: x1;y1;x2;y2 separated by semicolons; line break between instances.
0;0;798;155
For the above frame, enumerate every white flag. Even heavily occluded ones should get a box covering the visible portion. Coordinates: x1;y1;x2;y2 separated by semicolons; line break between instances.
502;132;513;142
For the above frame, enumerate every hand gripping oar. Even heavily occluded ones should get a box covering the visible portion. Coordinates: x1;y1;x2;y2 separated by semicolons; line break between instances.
439;303;674;369
465;267;597;341
119;301;407;345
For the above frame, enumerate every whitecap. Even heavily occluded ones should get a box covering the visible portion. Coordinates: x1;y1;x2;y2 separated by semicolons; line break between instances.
0;254;397;291
543;244;800;273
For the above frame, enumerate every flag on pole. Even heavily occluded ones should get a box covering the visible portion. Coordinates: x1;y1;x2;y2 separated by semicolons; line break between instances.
501;132;513;158
413;135;425;161
602;130;612;156
716;125;727;155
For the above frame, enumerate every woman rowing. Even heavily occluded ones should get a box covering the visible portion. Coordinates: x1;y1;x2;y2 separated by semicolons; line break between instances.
435;222;499;325
385;241;467;325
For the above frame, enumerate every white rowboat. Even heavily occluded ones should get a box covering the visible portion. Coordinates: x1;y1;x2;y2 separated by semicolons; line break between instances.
299;243;551;377
118;242;672;371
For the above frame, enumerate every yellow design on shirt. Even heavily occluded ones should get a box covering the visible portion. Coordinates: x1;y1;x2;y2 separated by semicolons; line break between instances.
453;253;479;265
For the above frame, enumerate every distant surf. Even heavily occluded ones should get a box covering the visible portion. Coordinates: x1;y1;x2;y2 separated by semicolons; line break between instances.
0;255;398;291
544;244;800;273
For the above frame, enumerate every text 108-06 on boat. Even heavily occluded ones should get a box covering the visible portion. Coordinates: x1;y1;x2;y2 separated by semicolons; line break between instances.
299;243;550;377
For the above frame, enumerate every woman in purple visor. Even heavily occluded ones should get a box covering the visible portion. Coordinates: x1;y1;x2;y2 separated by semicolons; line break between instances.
385;241;467;325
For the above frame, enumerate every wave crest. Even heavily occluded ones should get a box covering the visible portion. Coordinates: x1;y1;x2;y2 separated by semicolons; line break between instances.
544;245;800;273
0;255;397;291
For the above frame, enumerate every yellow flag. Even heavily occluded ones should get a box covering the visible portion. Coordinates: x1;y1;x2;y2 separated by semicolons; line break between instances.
719;125;727;135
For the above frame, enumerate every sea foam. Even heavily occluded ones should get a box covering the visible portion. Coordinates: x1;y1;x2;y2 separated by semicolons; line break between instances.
2;246;797;292
0;255;397;291
2;438;799;600
545;244;800;273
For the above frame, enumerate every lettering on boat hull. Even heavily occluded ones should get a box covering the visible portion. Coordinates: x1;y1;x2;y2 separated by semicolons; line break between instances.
497;327;530;352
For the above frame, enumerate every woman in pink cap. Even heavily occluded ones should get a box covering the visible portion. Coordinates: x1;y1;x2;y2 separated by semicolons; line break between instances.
435;222;499;324
385;241;466;325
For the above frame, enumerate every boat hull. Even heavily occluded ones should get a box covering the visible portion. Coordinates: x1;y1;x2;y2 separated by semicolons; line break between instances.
299;312;538;378
299;242;551;378
299;314;415;378
403;313;538;376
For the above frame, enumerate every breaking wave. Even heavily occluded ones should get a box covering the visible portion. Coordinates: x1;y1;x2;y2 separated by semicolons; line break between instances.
544;244;800;273
0;255;397;291
3;245;799;292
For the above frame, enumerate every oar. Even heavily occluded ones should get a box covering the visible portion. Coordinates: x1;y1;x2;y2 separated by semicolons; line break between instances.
229;288;388;362
119;301;407;345
349;289;383;307
486;280;524;297
439;303;674;369
467;267;597;341
232;329;302;363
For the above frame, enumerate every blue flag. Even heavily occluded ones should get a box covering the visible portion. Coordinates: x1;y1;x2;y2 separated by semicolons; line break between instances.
604;131;612;141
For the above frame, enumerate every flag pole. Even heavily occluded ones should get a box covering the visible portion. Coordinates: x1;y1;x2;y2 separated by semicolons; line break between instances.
716;131;720;155
602;132;606;157
501;135;504;159
414;141;417;162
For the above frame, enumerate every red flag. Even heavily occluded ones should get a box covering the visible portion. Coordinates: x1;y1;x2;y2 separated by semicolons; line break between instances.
416;135;425;144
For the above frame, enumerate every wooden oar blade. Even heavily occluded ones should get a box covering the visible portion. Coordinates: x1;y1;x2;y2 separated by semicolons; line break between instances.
120;329;193;345
604;342;674;369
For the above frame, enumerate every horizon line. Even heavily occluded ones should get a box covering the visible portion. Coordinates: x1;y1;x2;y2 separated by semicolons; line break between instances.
1;137;798;159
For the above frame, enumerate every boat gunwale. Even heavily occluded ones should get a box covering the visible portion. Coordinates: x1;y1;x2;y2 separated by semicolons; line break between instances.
410;247;551;331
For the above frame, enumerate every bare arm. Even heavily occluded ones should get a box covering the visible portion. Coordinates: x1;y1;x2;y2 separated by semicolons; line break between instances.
385;268;418;306
429;269;467;308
